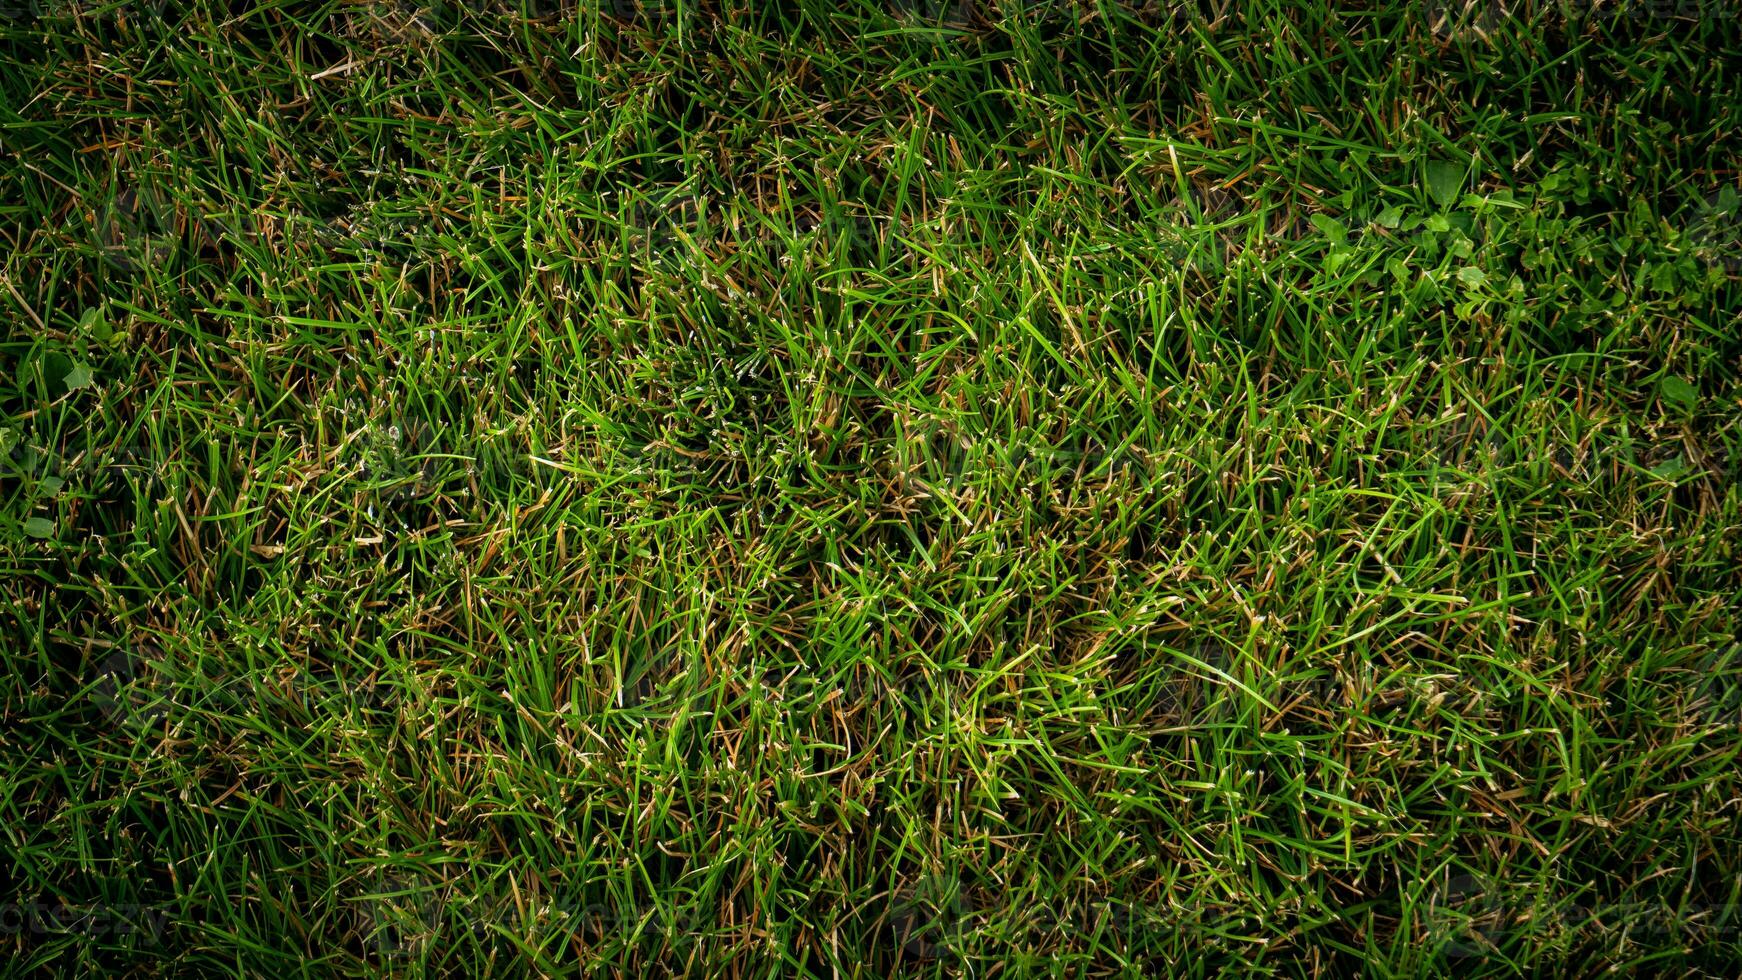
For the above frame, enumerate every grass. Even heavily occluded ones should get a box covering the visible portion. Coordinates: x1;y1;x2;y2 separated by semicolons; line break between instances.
2;0;1740;975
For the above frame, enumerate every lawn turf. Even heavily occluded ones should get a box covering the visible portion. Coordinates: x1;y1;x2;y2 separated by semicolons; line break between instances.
2;0;1741;975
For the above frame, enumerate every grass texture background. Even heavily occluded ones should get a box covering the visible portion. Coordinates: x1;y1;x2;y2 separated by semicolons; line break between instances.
2;0;1740;975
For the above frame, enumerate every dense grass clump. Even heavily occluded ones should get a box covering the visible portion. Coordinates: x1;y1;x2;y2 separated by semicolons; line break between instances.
2;0;1740;975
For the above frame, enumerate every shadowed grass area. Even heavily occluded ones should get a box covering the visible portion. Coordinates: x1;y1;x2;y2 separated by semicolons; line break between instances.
2;0;1739;975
